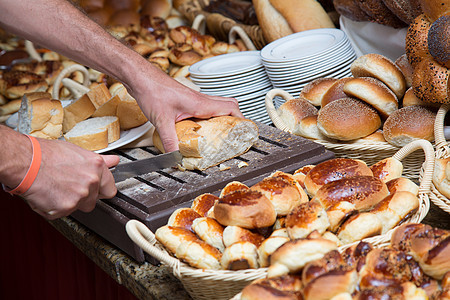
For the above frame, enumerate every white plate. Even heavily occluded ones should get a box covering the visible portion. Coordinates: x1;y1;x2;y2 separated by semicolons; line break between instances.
200;78;272;94
189;51;263;77
6;111;153;153
202;83;273;97
191;71;269;87
261;29;347;62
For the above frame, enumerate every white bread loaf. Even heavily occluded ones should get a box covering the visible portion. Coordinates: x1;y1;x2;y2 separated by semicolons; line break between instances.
18;92;63;139
153;116;259;170
64;116;120;151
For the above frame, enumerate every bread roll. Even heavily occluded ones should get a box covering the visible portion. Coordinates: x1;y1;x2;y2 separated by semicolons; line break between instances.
343;77;399;119
62;94;96;133
317;98;382;141
356;0;407;28
251;177;302;216
285;200;330;240
267;237;337;277
293;164;315;188
297;114;329;140
381;0;422;24
356;129;386;143
269;171;309;203
321;77;353;107
214;189;277;229
155;225;200;255
304;158;373;197
140;0;172;19
154;116;258;170
191;217;225;252
240;275;303;300
383;105;436;147
257;236;290;268
300;77;338;107
302;270;358;300
108;9;140;27
0;70;48;100
91;94;120;118
221;241;259;270
167;207;201;232
277;97;319;136
405;14;432;68
395;54;414;89
191;193;218;217
370;157;403;183
433;158;450;199
0;99;22;116
350;53;406;99
401;87;441;107
391;223;450;280
419;0;450;22
176;239;222;270
301;249;345;286
370;191;419;234
222;225;265;248
219;181;249;198
386;177;419;196
412;57;450;103
110;83;148;130
17;94;63;139
333;0;371;22
337;212;383;244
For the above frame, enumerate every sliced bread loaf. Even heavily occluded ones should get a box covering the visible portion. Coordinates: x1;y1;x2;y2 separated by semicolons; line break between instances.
64;116;120;151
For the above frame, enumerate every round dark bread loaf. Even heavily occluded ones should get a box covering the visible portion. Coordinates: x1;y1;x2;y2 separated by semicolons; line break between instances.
317;97;382;141
333;0;372;22
412;57;450;103
428;15;450;68
405;14;432;68
383;105;436;147
381;0;422;24
355;0;407;28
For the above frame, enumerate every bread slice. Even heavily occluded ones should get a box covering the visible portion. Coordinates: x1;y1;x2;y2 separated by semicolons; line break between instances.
62;94;96;133
64;116;120;151
18;92;63;139
91;94;121;117
153;116;259;170
109;83;148;130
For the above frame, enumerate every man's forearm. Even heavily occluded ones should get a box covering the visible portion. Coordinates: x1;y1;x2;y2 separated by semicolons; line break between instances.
0;0;151;92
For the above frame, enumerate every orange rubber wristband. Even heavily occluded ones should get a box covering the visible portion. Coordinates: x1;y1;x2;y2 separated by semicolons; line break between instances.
9;135;42;195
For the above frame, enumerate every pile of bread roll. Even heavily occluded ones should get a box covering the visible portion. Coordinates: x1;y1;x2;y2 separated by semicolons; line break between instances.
276;52;439;147
155;155;422;272
240;223;450;300
405;1;450;105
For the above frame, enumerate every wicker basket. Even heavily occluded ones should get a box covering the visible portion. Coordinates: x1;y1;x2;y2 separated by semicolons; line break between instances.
265;88;425;180
430;104;450;214
125;137;434;300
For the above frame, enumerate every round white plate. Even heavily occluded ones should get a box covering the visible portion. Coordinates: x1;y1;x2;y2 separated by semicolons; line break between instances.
191;71;269;88
261;29;347;62
202;82;273;97
95;122;153;154
200;77;272;93
189;51;263;77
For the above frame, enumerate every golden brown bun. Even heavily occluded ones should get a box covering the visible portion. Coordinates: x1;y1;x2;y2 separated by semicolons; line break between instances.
300;77;339;107
381;0;422;24
168;45;202;66
419;0;450;22
370;191;420;234
109;83;148;130
108;9;140;27
222;225;265;248
302;270;358;300
317;98;382;141
342;77;399;119
214;189;277;229
297;115;328;140
0;99;21;116
221;241;259;270
155;225;200;256
401;87;441;107
391;223;450;280
285;200;330;239
191;193;218;217
357;129;387;143
191;217;225;252
383;105;436;147
428;15;450;68
412;57;450;103
219;181;249;198
355;0;407;28
386;177;419;196
370;157;403;183
0;70;48;100
405;14;432;68
241;275;303;300
333;0;372;22
140;0;172;19
251;177;302;216
395;54;414;89
350;53;406;99
337;212;383;244
277;97;319;136
304;158;373;197
176;239;222;270
268;237;338;277
87;8;113;26
433;158;450;198
257;236;290;268
302;249;345;286
167;208;201;232
314;175;389;211
269;171;309;203
321;77;353;107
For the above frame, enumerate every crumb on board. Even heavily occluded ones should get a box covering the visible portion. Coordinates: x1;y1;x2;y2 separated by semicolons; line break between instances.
237;161;248;168
219;164;231;171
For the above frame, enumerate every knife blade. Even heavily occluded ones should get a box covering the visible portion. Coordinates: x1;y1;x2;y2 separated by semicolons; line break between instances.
111;151;182;182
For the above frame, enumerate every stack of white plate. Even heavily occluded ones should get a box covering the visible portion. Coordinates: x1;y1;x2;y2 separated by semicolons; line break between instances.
189;51;273;124
261;29;357;107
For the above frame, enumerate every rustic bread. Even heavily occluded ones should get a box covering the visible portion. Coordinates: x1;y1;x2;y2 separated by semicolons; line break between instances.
176;239;222;270
167;207;201;232
219;181;249;198
222;225;265;248
191;193;218;217
0;99;21;116
241;275;303;300
285;200;330;239
153;116;259;170
221;241;259;270
370;157;403;183
191;217;225;252
109;83;148;130
257;236;290;268
63;116;120;151
17;93;63;139
62;94;96;133
433;158;450;199
337;212;383;244
302;270;358;300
